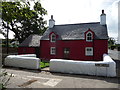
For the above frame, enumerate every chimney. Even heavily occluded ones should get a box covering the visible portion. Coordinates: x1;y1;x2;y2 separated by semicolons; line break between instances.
49;15;55;28
100;10;106;25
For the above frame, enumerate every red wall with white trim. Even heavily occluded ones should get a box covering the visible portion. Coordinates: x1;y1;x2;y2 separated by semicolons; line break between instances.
40;40;108;61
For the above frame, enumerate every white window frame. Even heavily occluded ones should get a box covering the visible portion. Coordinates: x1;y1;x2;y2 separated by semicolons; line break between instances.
85;47;93;56
64;48;70;54
86;32;93;42
50;47;56;55
51;33;56;42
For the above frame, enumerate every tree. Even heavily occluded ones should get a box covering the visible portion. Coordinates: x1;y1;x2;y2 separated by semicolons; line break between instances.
1;1;47;43
108;37;116;46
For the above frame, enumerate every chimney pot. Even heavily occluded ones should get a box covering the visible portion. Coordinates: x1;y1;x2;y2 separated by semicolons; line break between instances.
51;15;53;19
102;10;104;14
49;15;55;28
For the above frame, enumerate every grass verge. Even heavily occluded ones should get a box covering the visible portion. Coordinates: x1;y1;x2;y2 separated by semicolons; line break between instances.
40;62;49;68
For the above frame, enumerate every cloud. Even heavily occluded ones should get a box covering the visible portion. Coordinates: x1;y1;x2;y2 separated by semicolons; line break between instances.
106;0;119;38
118;1;120;43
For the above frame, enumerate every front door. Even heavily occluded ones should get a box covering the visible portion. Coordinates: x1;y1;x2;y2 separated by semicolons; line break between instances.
63;48;70;59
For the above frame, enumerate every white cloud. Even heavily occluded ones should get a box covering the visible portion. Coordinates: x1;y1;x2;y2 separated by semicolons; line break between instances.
106;0;119;38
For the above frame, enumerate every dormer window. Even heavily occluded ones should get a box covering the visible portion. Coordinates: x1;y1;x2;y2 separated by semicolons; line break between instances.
51;33;56;42
86;32;93;42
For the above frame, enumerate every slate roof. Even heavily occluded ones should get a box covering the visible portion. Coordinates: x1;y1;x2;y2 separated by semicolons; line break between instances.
41;22;108;40
19;34;42;47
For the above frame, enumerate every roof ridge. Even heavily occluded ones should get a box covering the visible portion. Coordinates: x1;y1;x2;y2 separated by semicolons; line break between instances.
55;22;100;26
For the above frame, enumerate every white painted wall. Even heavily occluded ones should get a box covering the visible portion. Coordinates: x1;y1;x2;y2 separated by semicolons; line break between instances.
5;55;40;69
50;54;116;77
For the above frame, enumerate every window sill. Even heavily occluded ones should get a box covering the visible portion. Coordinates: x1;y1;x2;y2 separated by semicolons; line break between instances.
86;55;93;56
50;54;56;55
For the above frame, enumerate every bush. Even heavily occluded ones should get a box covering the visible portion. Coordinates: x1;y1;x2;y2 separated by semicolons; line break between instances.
108;46;111;49
40;62;49;68
118;46;120;51
111;45;116;50
115;44;120;51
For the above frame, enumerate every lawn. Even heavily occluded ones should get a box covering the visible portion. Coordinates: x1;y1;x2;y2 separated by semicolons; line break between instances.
40;62;49;68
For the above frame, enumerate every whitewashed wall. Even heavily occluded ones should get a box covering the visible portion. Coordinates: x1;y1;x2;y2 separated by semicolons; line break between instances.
50;54;116;77
5;54;40;69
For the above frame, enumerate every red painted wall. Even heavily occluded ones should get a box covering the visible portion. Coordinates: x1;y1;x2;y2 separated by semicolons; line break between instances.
18;47;35;54
40;40;108;61
94;40;108;60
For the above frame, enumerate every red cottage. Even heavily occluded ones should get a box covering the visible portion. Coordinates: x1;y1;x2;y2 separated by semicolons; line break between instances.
40;10;108;61
18;34;42;58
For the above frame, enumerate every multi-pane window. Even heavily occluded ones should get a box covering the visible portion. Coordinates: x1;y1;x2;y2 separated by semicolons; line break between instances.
51;33;56;42
85;47;93;56
64;48;70;54
50;47;56;55
86;32;93;42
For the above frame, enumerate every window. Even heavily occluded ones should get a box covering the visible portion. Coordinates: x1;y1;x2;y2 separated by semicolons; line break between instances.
86;32;93;42
85;47;93;56
51;33;56;42
63;48;70;59
50;47;56;55
64;48;70;54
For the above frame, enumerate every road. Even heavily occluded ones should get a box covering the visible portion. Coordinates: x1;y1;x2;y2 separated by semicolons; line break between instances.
108;49;120;60
4;67;119;88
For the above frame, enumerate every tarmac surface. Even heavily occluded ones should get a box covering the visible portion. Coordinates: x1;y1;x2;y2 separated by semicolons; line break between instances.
2;50;120;88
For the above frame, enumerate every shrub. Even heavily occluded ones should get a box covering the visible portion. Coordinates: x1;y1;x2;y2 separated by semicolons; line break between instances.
115;44;120;51
111;45;116;50
108;46;111;49
40;62;49;68
118;46;120;51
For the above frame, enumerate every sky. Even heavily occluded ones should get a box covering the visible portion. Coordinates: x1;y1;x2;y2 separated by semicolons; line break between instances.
0;0;119;41
40;0;119;40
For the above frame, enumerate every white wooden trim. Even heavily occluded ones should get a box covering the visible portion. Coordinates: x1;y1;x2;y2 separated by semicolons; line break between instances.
50;33;56;42
86;31;93;42
50;47;56;55
85;47;93;56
